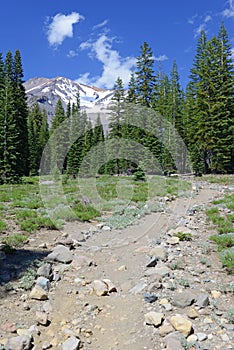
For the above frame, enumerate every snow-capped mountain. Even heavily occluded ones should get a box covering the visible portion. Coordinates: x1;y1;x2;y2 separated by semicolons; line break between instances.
24;76;114;123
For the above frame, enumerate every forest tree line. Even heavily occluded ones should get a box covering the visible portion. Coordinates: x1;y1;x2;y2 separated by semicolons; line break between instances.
0;22;233;183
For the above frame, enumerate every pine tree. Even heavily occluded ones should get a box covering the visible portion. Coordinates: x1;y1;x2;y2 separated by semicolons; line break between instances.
28;104;49;175
0;51;19;183
12;50;29;176
135;42;156;107
188;25;234;174
67;92;88;176
107;77;125;174
50;99;69;172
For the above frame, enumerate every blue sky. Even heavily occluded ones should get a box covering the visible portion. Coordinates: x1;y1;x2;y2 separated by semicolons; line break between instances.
0;0;233;89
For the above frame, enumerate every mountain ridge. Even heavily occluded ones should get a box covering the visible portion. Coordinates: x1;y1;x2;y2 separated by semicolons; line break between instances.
24;76;115;123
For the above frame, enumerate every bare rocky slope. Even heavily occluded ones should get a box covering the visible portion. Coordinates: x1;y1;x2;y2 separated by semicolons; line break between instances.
0;179;234;350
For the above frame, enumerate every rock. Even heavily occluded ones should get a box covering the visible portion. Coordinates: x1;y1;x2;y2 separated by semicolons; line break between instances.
102;279;117;293
196;332;207;341
129;281;147;294
145;311;164;327
187;308;199;319
195;294;209;308
5;335;33;350
36;264;52;279
35;277;50;291
146;256;158;267
1;323;17;333
159;322;174;337
211;290;221;299
167;237;180;245
170;315;193;336
35;311;49;326
29;285;48;300
71;255;93;269
16;329;32;337
187;334;198;342
46;245;73;264
144;292;158;303
145;266;170;277
165;332;184;350
92;280;108;296
150;246;167;260
172;292;196;308
62;336;81;350
102;225;111;231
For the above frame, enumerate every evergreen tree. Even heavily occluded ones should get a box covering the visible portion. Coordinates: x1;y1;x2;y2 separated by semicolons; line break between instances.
0;51;19;182
135;42;156;107
50;99;69;172
107;77;125;174
188;25;234;174
12;50;29;176
28;104;49;175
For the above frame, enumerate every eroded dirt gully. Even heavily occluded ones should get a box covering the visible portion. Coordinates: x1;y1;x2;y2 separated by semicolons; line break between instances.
0;180;233;350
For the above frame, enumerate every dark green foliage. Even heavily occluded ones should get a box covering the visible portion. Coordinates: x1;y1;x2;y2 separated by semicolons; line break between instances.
28;104;49;175
0;50;29;183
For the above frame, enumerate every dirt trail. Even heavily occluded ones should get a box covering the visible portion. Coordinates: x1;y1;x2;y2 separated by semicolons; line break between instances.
1;182;233;350
37;185;221;349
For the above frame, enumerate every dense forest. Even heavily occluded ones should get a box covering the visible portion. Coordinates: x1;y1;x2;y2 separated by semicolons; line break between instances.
0;23;233;183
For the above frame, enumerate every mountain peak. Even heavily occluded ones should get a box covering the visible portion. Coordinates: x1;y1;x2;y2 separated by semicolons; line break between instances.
24;76;114;122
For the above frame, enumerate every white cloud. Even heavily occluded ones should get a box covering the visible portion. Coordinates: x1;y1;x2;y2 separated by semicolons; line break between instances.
47;12;84;47
194;14;212;37
154;54;168;62
67;50;78;58
222;0;234;18
93;19;109;30
78;34;136;89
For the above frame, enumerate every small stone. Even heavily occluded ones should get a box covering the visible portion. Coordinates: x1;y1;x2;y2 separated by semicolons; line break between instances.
165;332;184;350
35;277;50;291
118;265;127;271
102;279;117;293
145;311;164;327
144;292;158;303
71;255;93;269
37;264;52;279
172;292;196;308
146;256;158;267
62;336;81;350
92;280;108;296
196;332;207;341
36;311;49;326
29;285;48;300
145;266;170;277
159;322;174;337
102;226;111;231
187;308;199;319
220;333;229;342
195;294;209;308
129;281;147;294
187;334;198;342
170;314;193;336
46;245;73;264
211;290;221;299
5;334;33;350
150;247;167;260
1;323;17;333
167;236;180;245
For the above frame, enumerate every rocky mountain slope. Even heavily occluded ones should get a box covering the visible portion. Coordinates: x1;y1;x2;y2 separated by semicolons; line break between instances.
24;77;114;123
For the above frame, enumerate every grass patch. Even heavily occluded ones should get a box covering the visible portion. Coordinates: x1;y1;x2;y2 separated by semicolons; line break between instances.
0;219;7;232
1;233;28;248
175;231;193;241
206;193;234;274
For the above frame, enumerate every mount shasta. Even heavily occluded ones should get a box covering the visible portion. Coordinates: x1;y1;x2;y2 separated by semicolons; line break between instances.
24;76;115;123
